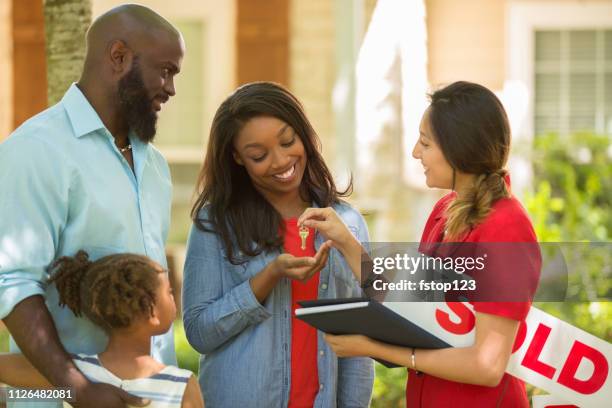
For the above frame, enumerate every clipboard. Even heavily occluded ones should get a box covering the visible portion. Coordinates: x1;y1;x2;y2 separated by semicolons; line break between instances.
296;298;450;368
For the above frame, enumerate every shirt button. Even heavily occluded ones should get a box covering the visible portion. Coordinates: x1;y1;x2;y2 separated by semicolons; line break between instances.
321;283;328;290
319;350;324;356
319;384;324;390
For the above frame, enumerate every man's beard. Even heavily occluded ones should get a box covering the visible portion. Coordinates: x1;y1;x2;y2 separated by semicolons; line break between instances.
117;59;158;143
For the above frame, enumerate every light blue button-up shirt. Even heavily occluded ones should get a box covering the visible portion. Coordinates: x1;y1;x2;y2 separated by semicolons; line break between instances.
0;84;176;405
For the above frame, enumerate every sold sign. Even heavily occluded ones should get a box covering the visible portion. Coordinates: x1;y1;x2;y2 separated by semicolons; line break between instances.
384;302;611;407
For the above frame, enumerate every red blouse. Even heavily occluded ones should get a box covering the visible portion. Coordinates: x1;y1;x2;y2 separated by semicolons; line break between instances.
406;191;541;408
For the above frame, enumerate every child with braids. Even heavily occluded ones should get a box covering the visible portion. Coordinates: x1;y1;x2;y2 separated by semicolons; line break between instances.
0;250;204;408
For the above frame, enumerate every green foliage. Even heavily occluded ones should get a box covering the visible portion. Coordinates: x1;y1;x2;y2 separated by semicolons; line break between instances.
372;363;407;408
526;132;611;241
174;319;200;375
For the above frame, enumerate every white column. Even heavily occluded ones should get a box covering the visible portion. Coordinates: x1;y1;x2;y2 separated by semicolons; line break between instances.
332;0;363;187
355;0;429;192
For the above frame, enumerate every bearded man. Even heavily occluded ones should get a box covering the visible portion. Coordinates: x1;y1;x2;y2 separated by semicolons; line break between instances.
0;4;184;407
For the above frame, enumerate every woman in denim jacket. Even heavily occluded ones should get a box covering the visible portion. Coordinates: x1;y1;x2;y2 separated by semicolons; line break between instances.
182;82;374;408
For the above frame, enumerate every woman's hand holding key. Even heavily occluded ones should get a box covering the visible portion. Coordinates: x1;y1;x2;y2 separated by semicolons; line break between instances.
271;240;333;282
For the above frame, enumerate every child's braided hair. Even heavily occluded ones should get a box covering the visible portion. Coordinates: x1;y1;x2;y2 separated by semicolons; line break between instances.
48;250;162;331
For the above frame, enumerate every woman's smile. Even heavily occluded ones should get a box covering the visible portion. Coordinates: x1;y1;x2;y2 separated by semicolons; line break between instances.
272;163;297;181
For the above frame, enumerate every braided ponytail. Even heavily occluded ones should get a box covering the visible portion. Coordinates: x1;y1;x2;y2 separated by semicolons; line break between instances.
445;169;510;239
48;250;92;316
427;81;512;239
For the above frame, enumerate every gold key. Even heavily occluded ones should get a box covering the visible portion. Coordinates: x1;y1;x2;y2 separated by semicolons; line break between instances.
299;226;309;250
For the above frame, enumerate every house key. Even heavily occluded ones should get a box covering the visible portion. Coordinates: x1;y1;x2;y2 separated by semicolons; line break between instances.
299;226;309;250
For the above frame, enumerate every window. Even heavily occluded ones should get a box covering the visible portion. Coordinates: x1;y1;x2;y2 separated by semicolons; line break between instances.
534;29;612;136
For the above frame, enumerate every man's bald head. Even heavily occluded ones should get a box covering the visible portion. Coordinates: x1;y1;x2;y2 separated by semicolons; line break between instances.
84;4;182;71
78;4;184;143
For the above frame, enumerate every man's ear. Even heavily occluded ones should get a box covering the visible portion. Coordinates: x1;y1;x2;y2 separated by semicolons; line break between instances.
108;40;133;75
233;150;244;166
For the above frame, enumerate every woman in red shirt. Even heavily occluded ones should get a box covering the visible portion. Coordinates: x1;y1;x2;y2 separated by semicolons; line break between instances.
299;81;540;407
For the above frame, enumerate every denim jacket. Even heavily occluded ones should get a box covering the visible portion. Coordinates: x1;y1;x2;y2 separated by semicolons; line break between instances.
182;202;374;408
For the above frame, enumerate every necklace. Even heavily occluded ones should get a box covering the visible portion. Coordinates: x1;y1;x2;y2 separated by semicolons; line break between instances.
119;144;132;153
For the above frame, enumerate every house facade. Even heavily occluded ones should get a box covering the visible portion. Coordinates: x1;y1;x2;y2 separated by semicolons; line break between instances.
2;0;610;244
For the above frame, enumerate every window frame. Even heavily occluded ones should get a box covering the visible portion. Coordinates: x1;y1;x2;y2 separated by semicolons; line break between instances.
506;0;612;140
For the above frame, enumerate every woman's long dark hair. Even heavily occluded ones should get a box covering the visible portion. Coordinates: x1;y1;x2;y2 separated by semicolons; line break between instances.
191;82;351;264
428;81;511;239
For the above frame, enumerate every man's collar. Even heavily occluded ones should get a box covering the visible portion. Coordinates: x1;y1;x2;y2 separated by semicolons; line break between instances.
61;83;106;138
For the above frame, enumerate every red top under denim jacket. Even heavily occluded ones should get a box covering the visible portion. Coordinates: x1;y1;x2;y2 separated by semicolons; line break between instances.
284;219;320;408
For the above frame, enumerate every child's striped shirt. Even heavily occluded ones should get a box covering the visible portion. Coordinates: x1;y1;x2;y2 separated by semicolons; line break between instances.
68;354;192;407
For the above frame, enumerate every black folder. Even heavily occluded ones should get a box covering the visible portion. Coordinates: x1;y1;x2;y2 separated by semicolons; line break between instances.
295;298;450;368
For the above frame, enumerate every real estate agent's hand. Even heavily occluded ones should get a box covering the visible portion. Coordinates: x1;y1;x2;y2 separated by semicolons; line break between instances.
324;333;377;358
299;207;369;283
298;207;360;254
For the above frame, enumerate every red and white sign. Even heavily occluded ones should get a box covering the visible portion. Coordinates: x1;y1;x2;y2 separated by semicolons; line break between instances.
383;302;611;407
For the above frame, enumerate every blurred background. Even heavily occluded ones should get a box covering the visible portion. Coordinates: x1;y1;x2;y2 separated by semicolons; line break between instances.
0;0;610;406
